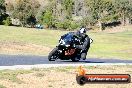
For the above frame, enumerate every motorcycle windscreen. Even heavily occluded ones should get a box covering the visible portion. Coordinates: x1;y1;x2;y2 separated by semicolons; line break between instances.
62;33;73;45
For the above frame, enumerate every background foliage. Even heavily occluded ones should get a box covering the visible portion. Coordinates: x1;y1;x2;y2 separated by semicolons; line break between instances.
0;0;132;30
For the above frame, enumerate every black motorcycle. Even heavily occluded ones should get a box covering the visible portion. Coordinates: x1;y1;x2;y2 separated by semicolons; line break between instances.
48;32;93;62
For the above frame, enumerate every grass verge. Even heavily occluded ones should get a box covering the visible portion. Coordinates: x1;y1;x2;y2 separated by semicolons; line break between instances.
0;25;132;59
0;65;132;88
0;70;32;84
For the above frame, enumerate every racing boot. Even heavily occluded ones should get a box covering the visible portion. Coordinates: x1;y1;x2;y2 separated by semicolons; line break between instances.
81;53;87;60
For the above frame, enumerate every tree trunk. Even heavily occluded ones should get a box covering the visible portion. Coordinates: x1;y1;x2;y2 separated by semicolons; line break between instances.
98;21;105;31
122;11;126;26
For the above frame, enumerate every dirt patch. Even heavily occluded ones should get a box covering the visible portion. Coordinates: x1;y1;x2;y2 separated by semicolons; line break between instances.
0;65;132;88
102;25;132;33
0;41;52;55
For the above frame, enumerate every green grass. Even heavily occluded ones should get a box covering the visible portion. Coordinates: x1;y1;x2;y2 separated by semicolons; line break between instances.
0;25;66;48
0;25;132;59
88;31;132;59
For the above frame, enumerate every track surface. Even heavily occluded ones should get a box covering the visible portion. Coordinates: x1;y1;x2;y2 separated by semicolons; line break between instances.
0;54;132;66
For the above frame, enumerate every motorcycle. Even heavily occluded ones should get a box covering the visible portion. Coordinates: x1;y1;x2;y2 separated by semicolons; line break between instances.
48;32;93;62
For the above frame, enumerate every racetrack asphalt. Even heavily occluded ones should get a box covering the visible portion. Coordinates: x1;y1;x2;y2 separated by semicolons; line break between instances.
0;54;132;66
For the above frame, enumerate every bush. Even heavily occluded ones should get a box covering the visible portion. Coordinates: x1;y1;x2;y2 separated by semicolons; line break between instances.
55;22;64;29
42;10;53;28
63;20;71;29
54;20;80;30
70;21;79;30
3;17;11;26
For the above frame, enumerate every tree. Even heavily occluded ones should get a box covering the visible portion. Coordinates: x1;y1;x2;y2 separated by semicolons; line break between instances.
41;9;53;28
41;0;75;29
0;0;6;24
39;0;132;30
62;0;73;19
5;2;14;14
113;0;132;25
0;0;5;15
12;0;40;27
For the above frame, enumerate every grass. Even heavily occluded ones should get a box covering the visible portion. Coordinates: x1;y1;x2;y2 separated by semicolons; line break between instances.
88;30;132;59
0;85;6;88
0;25;132;59
0;25;66;47
0;66;131;88
35;72;45;77
0;70;32;84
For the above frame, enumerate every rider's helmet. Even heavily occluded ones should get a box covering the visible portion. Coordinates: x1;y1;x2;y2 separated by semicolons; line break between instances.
79;27;87;38
79;28;86;34
75;27;87;39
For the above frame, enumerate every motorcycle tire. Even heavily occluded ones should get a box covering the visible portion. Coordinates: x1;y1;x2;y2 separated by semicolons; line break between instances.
48;47;59;61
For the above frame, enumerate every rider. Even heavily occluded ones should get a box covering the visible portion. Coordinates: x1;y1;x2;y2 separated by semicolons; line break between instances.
74;27;92;60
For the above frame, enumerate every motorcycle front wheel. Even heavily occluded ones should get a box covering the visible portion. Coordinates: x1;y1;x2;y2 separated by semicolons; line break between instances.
48;47;59;61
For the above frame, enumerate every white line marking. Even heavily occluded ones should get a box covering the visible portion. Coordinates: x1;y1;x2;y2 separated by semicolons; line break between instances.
0;63;132;70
